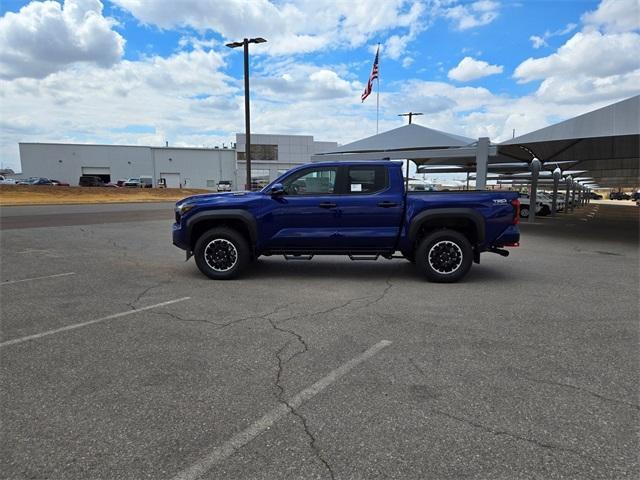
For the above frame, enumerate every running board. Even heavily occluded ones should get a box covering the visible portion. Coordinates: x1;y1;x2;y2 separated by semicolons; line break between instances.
283;254;314;261
348;254;380;261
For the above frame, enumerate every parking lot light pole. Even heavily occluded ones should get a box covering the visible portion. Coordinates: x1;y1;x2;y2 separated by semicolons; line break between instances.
226;37;267;190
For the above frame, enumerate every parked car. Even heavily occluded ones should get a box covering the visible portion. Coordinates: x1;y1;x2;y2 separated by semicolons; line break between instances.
116;179;128;187
123;178;142;187
518;195;543;218
79;175;105;187
588;192;603;200
50;179;70;186
609;191;631;200
140;176;153;188
173;161;521;283
18;177;53;185
0;176;18;184
217;180;232;192
536;192;564;212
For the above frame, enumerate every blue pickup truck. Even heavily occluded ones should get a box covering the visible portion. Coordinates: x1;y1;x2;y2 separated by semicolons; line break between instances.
173;161;520;282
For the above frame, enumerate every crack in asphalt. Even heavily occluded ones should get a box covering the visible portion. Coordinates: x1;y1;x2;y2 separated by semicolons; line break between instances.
368;269;397;307
127;276;174;310
214;304;291;331
268;315;335;480
430;408;597;463
149;310;222;326
148;304;293;329
518;375;640;411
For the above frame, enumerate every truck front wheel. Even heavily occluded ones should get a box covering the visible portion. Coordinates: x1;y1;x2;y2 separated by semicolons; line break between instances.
194;227;250;280
415;229;473;283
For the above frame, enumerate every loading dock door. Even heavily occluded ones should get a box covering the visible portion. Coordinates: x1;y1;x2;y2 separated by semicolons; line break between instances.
161;173;181;188
81;167;111;183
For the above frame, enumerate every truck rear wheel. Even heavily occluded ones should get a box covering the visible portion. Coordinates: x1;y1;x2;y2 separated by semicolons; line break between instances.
415;229;473;283
194;227;250;280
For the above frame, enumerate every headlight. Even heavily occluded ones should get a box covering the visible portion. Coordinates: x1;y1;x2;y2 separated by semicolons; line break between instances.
176;203;195;214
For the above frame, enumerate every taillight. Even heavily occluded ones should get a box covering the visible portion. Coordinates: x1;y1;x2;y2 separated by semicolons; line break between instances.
511;198;520;224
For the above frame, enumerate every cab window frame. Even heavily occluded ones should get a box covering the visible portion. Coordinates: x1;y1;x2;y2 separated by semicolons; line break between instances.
280;166;339;196
342;165;389;196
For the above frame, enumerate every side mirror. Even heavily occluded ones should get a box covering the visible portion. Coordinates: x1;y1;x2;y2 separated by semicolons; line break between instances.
270;183;284;196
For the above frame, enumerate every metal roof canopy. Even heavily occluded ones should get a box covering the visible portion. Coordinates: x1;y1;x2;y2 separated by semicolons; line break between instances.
499;95;640;188
313;123;474;157
311;124;506;167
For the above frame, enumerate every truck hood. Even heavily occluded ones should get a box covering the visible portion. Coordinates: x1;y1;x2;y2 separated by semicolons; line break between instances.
176;191;264;207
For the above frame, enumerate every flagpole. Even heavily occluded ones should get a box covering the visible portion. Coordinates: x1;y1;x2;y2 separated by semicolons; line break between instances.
376;43;380;134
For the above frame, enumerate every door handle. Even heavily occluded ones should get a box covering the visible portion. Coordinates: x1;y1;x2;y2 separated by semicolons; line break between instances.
318;202;337;208
377;201;398;208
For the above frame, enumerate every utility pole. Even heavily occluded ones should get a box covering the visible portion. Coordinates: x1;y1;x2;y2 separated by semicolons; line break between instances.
398;112;423;124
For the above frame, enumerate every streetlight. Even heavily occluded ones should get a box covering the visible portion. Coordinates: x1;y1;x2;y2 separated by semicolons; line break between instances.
226;37;267;190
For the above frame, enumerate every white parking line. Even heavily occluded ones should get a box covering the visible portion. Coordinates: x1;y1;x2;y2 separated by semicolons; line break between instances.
171;339;393;480
0;297;190;348
1;272;76;286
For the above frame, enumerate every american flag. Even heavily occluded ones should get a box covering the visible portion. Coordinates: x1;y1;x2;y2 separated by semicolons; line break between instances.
361;46;379;102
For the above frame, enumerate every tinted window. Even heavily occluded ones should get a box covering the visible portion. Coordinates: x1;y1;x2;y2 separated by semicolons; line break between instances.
347;166;387;194
282;167;338;195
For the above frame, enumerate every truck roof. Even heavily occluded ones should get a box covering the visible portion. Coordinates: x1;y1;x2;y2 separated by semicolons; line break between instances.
303;160;403;168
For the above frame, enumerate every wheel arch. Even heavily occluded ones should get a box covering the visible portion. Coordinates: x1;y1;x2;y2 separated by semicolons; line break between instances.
408;208;485;247
186;209;257;251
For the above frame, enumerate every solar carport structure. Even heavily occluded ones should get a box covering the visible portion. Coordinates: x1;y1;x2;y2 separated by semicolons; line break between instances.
312;95;639;223
498;95;640;220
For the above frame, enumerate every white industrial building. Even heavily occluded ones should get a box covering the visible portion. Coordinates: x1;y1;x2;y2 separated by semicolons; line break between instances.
235;133;337;188
18;143;236;189
18;133;337;190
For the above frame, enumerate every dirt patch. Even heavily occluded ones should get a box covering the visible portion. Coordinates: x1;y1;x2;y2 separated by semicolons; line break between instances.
0;185;211;205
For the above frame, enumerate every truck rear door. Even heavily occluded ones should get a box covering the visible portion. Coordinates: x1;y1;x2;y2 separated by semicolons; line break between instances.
336;164;404;250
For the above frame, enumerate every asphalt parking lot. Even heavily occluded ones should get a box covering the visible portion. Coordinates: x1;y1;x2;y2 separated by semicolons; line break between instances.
1;200;638;480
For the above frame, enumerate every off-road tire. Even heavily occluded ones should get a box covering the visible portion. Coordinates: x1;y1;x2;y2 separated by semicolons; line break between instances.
194;227;250;280
415;229;473;283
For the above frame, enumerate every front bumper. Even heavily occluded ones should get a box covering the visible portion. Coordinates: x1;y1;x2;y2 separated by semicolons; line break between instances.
172;222;189;250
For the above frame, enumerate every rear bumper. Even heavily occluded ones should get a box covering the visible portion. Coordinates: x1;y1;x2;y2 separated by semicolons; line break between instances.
492;225;520;247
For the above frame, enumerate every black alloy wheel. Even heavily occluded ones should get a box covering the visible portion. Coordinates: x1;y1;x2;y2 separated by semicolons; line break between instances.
194;227;250;280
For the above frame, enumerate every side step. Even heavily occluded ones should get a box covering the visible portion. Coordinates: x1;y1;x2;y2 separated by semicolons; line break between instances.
348;254;379;261
283;254;314;260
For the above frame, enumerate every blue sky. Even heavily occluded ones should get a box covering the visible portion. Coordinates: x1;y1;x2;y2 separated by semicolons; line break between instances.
0;0;638;172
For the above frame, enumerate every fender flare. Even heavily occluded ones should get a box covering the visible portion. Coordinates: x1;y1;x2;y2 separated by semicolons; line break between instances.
408;208;486;245
185;209;258;247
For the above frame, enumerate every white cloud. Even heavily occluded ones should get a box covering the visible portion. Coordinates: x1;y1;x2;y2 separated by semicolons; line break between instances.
402;57;415;68
441;0;500;30
448;56;503;81
112;0;425;56
0;0;125;79
529;35;547;49
581;0;640;33
529;23;577;49
515;0;639;106
515;31;640;83
256;64;358;100
1;0;636;176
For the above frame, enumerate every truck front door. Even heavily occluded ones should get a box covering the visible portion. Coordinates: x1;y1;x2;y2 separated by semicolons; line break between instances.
262;166;341;250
